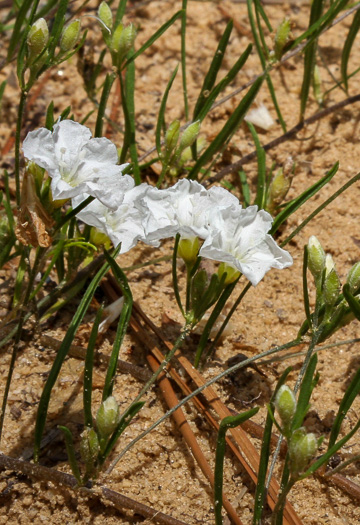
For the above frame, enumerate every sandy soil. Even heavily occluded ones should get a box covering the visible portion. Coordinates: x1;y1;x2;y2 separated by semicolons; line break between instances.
0;1;360;524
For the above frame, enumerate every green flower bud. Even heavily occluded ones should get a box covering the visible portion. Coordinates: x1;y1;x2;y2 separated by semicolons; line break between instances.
275;385;296;435
111;23;136;65
323;254;341;308
274;18;292;61
27;18;49;61
96;396;120;439
90;227;112;249
165;120;180;156
346;262;360;294
313;65;323;106
80;427;100;470
60;19;81;53
307;236;325;282
217;262;241;285
178;236;200;266
289;427;318;475
178;121;201;152
98;1;113;30
27;160;45;187
266;167;292;214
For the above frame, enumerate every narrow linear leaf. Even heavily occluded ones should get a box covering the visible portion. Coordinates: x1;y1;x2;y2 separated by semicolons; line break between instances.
124;11;182;68
102;249;133;401
302;246;312;330
238;169;251;207
114;0;128;28
328;357;360;449
33;257;112;461
271;162;338;236
253;368;292;525
214;408;259;525
343;283;360;321
125;54;140;184
341;9;360;92
291;354;318;430
248;122;266;209
58;426;82;484
189;75;264;180
300;0;324;120
193;19;233;120
196;44;252;123
84;307;104;428
47;0;70;58
155;65;179;157
7;0;34;61
95;73;115;138
181;0;189;120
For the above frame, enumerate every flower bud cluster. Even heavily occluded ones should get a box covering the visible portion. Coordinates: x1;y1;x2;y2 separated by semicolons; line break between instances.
22;119;293;285
275;385;319;476
303;236;360;339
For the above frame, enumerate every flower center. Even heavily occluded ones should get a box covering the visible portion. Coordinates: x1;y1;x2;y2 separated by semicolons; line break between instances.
58;148;86;186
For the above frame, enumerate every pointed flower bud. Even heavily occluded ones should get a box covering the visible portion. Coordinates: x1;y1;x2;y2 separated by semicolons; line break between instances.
323;254;341;308
111;23;136;65
178;236;200;265
60;19;81;53
98;1;113;30
218;262;241;285
274;18;292;60
27;18;49;61
178;121;201;152
307;236;325;282
313;65;323;105
165;120;180;156
289;427;318;475
346;262;360;295
80;427;100;469
275;385;296;435
266;167;292;214
96;396;120;439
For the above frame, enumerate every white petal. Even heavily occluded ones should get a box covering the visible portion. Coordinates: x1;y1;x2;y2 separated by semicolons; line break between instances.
22;127;57;172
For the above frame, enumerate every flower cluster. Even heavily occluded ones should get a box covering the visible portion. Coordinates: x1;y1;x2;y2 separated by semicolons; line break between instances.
23;120;293;285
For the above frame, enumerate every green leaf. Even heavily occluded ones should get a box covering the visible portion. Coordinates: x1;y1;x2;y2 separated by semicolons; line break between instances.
58;425;82;484
45;100;55;130
7;0;34;61
84;307;103;428
181;0;189;120
122;54;140;184
195;44;252;123
188;75;264;181
33;257;112;462
102;249;133;400
341;9;360;92
248;122;266;209
13;250;27;309
343;283;360;321
291;354;318;431
271;162;338;237
214;408;259;525
95;73;115;138
114;0;128;28
300;0;324;120
47;0;69;58
302;246;312;331
193;20;233;121
124;11;182;68
238;169;251;207
155;65;179;158
253;368;292;524
328;359;360;449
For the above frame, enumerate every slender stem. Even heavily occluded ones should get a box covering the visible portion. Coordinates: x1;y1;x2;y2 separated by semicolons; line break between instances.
107;337;300;474
14;90;27;207
54;195;95;233
270;476;296;525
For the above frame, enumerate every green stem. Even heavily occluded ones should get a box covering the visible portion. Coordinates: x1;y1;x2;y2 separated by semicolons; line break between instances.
271;476;296;525
15;90;27;207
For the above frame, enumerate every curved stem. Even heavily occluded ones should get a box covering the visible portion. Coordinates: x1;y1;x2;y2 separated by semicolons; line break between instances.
15;90;27;207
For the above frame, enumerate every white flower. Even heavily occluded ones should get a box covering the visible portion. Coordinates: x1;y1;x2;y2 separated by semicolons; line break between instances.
72;183;155;254
199;205;293;286
142;179;239;243
22;120;128;208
